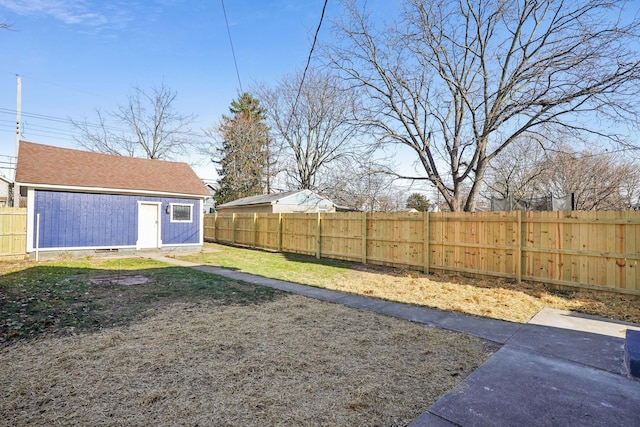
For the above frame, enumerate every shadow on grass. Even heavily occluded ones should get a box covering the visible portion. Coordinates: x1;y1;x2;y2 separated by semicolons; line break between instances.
0;264;285;347
202;242;568;295
187;243;640;323
240;246;640;324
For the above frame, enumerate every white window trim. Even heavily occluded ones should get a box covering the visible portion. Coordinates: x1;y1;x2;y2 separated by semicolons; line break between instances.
170;203;193;223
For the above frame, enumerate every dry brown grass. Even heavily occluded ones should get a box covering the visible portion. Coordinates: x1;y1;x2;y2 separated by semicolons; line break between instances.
327;265;640;324
183;244;640;325
0;295;494;426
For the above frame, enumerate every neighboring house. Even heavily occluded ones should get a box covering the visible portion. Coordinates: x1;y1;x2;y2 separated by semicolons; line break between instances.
0;174;11;207
216;189;336;214
202;182;217;214
15;141;209;257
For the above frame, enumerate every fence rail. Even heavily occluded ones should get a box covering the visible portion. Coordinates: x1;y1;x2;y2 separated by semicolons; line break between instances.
204;210;640;296
0;207;27;259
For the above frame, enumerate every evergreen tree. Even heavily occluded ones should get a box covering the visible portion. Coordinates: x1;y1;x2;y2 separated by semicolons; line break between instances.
214;93;269;205
406;193;431;212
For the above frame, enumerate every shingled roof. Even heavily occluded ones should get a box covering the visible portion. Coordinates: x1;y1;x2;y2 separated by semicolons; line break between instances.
15;141;209;197
217;190;307;208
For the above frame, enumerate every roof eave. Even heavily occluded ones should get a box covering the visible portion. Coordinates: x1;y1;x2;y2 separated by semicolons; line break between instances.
217;201;273;209
17;182;208;199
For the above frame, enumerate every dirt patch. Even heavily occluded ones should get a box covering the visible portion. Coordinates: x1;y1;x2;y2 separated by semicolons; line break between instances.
0;295;494;426
90;275;152;286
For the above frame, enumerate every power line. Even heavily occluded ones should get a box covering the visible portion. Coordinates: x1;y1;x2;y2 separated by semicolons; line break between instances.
19;121;73;133
0;116;78;141
17;131;76;143
0;107;127;133
221;0;243;93
285;0;329;135
0;107;70;125
22;122;75;138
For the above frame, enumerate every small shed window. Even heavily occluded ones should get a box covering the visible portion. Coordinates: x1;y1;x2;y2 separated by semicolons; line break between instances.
170;203;193;223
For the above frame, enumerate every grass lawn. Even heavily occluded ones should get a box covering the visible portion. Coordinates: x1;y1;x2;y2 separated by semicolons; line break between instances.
0;256;494;426
0;257;280;345
178;243;640;324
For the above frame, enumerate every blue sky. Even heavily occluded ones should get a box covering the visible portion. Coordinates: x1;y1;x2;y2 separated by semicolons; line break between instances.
0;0;356;180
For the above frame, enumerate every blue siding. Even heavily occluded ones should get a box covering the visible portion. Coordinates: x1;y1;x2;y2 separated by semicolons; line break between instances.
33;190;201;249
160;199;201;245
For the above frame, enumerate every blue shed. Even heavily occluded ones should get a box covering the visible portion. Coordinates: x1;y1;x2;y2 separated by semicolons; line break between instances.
15;141;209;257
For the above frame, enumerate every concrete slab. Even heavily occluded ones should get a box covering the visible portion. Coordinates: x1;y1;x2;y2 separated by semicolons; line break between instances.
530;308;640;338
437;312;521;344
409;412;459;426
330;293;392;311
428;346;640;427
508;324;626;374
267;283;344;302
375;301;450;327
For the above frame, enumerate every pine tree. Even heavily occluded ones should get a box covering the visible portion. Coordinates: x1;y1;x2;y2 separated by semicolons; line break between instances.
406;193;431;212
214;93;269;205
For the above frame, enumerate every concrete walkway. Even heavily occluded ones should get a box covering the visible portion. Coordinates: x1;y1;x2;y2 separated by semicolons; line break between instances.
147;255;640;426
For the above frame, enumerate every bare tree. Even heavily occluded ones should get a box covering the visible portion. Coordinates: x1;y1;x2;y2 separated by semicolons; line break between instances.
255;69;362;191
72;82;195;160
617;162;640;209
484;138;550;202
538;149;640;210
327;0;640;211
323;160;405;212
486;141;640;210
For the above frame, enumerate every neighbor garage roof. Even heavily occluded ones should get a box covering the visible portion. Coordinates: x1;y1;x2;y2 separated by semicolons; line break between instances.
15;141;209;197
217;190;307;208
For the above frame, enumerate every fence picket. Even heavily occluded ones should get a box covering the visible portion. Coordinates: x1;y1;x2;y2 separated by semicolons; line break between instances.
0;207;27;259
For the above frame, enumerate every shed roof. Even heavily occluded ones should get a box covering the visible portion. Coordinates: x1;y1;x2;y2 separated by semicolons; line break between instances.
15;141;209;197
217;189;334;209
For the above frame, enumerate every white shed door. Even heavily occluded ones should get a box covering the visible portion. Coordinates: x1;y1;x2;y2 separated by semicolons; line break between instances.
137;203;159;249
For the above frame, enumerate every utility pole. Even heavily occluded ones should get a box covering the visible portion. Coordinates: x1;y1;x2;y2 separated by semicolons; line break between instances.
13;75;21;207
265;135;271;194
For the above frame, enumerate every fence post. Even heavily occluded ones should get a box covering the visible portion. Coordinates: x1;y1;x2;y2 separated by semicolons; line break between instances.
253;213;257;248
316;212;321;259
214;212;218;242
424;211;430;274
361;211;367;264
516;210;522;283
232;213;237;245
278;213;283;252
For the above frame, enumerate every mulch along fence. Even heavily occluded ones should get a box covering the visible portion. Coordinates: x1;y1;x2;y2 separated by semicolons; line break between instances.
0;207;27;260
204;211;640;296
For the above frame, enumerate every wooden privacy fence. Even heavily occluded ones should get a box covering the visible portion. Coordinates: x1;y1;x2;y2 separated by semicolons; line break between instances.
0;207;27;259
203;210;640;296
